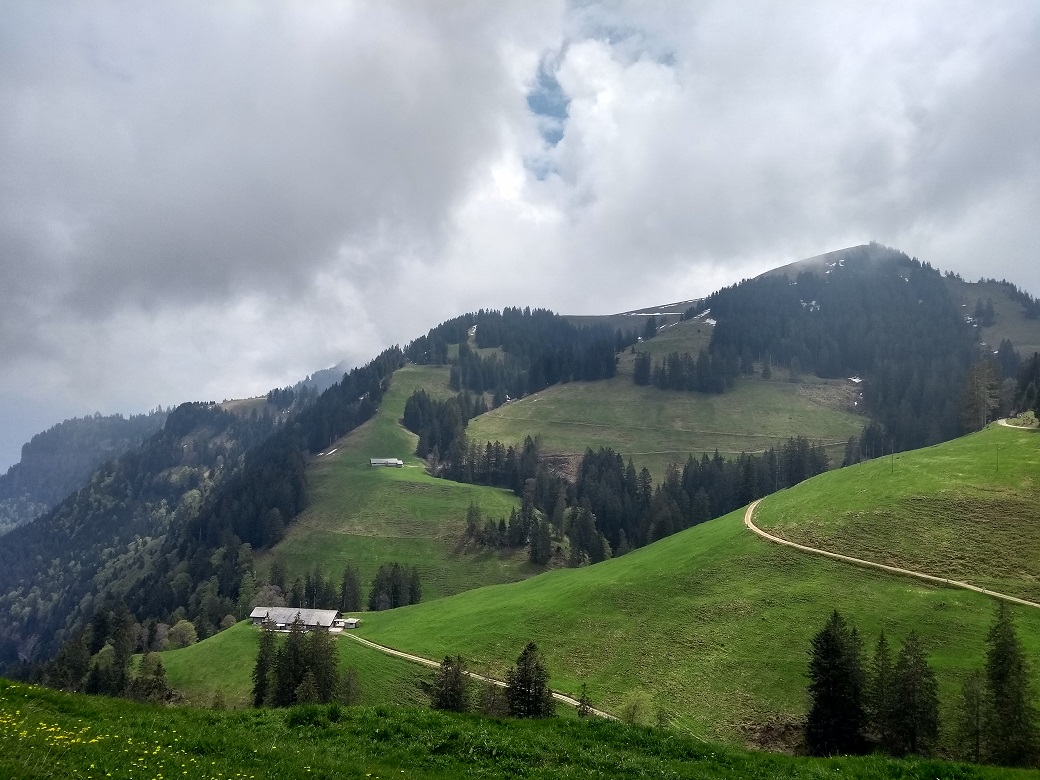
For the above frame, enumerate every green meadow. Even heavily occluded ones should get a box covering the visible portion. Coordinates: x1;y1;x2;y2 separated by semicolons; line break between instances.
754;423;1040;602
352;498;1040;746
263;364;538;598
467;373;863;479
5;680;1033;780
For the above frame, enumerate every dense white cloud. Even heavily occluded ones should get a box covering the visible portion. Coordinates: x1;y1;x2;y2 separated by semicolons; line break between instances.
2;0;1038;469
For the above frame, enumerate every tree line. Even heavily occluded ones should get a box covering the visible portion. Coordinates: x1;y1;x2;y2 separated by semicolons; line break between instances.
632;348;740;393
806;603;1037;767
443;436;828;566
406;306;636;400
263;560;420;614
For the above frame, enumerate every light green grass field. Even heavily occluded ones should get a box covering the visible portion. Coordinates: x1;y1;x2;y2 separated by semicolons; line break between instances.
353;494;1040;745
6;679;1033;780
262;365;538;599
754;423;1040;602
628;316;715;361
160;621;429;709
468;373;863;480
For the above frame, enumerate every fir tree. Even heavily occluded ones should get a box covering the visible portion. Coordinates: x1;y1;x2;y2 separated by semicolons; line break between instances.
252;625;276;707
431;655;470;713
890;631;939;756
338;666;362;705
577;683;592;718
956;670;986;764
805;611;865;756
308;628;339;703
866;631;896;752
984;602;1038;766
339;564;362;613
273;615;308;706
506;642;555;718
295;670;319;704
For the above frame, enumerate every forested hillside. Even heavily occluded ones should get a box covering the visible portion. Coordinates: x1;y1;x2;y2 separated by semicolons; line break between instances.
685;244;979;452
0;348;404;673
0;410;167;535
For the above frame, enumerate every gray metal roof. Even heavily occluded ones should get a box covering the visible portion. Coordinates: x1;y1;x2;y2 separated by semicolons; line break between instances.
249;607;339;627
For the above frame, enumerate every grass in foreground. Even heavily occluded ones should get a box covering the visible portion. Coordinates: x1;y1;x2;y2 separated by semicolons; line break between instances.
1;679;1033;780
754;424;1040;602
264;364;538;599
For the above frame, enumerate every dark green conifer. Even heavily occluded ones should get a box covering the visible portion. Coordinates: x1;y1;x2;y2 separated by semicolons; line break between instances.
506;642;555;718
252;624;276;707
431;655;470;713
890;631;939;756
805;611;865;756
984;602;1037;766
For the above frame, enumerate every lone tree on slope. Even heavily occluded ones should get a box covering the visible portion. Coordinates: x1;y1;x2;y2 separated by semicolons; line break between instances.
506;642;555;718
431;655;470;713
806;610;866;756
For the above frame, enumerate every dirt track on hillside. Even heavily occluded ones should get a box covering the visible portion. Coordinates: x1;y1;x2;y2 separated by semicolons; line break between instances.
343;632;617;720
742;499;1040;610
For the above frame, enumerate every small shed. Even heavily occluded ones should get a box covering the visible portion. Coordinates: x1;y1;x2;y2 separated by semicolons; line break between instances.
370;458;404;467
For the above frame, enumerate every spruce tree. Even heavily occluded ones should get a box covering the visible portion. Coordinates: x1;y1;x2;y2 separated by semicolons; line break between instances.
890;631;939;756
805;611;865;755
506;642;555;718
956;670;986;764
252;625;276;707
431;655;470;713
273;615;308;706
984;602;1038;766
308;628;339;703
339;564;361;613
866;631;896;752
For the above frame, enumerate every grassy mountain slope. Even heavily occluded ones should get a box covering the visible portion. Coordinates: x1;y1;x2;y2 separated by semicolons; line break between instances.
159;621;428;709
353;511;1040;745
754;423;1040;602
262;364;538;597
337;426;1040;745
5;680;1031;780
945;277;1040;356
468;336;862;479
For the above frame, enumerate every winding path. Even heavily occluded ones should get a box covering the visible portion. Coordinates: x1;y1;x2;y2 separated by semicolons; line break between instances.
743;499;1040;610
343;632;617;720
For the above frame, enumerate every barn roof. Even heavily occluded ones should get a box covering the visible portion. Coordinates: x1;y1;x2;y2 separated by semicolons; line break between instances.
249;607;339;627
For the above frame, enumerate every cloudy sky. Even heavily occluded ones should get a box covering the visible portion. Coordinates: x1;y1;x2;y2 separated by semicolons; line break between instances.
2;1;1039;470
